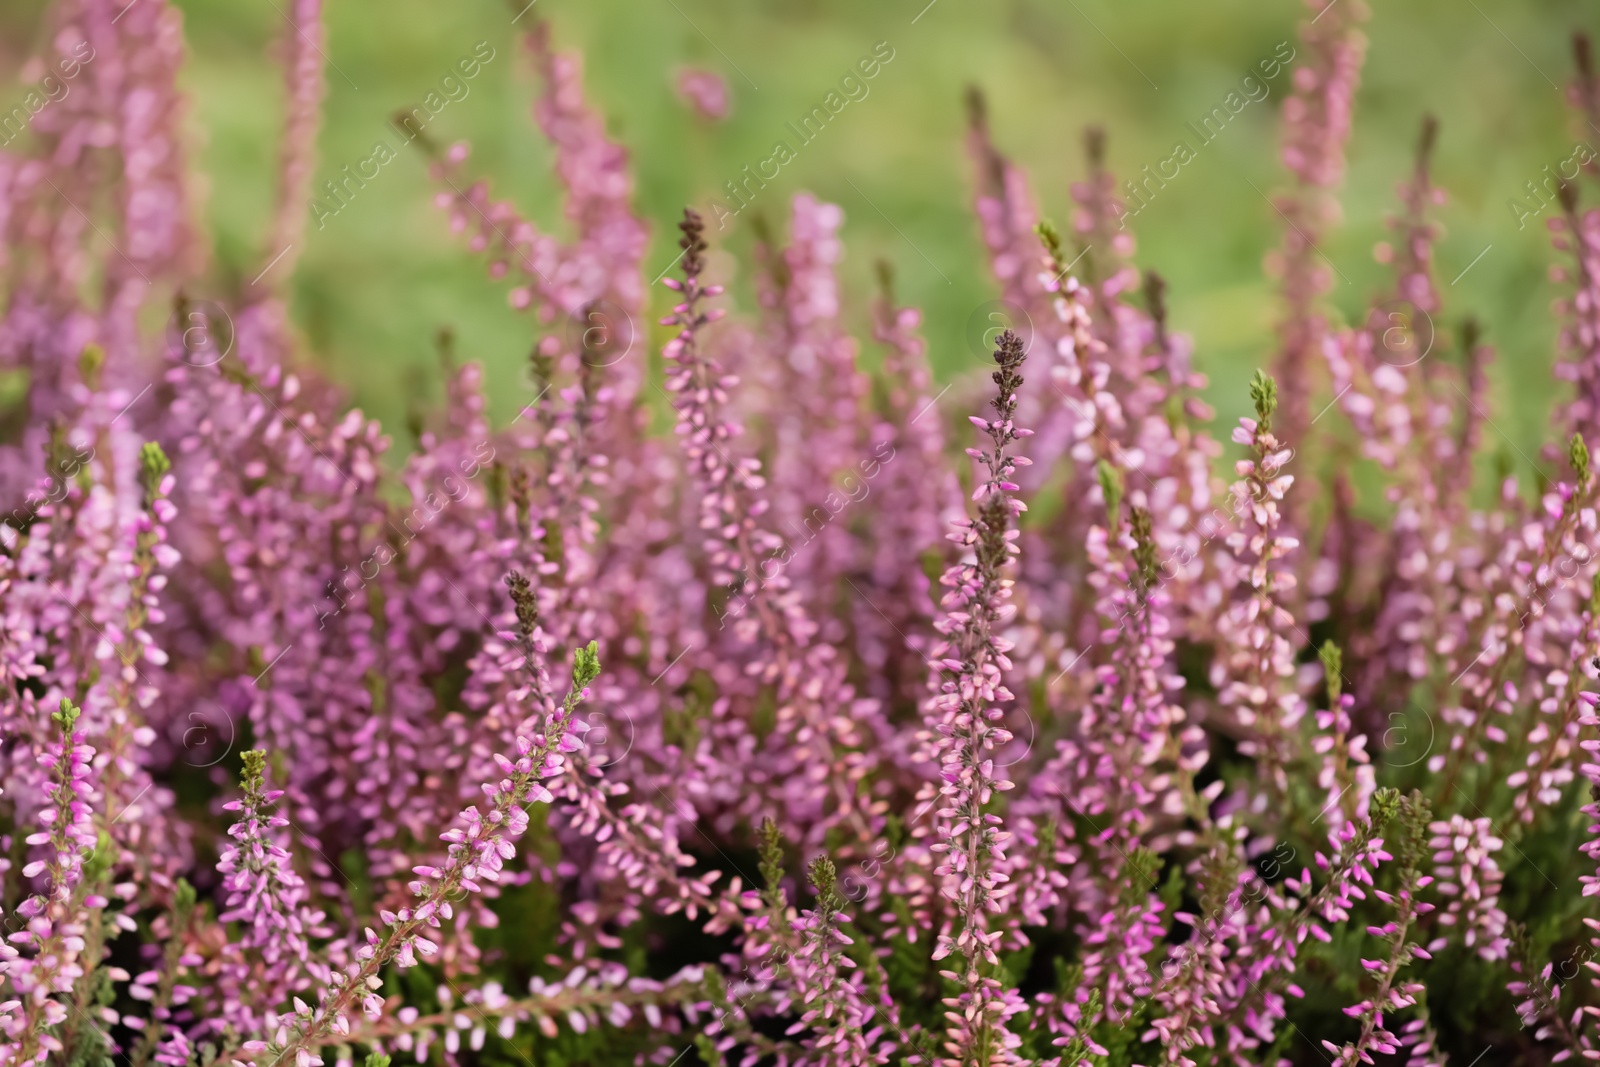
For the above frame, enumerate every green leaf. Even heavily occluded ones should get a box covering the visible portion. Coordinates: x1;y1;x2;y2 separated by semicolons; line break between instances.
573;639;602;689
1249;368;1278;430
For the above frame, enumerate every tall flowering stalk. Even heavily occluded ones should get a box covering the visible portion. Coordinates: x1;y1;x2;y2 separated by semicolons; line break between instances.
1426;815;1508;961
4;700;99;1066
259;641;601;1067
1325;119;1484;719
1269;0;1369;445
15;4;1600;1065
783;857;880;1065
1509;574;1600;823
262;0;326;289
661;208;875;848
1576;688;1600;897
924;329;1030;1067
1327;791;1434;1066
1506;920;1591;1060
1217;371;1303;799
125;878;199;1067
661;209;783;648
1554;179;1600;444
214;750;329;1039
1434;433;1598;799
856;265;957;703
92;440;182;877
1311;642;1375;831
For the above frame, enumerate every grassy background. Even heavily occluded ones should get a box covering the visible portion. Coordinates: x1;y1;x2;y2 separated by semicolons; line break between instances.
0;0;1593;460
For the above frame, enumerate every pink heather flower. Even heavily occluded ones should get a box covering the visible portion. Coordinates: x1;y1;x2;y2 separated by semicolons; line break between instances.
1311;650;1375;833
1426;815;1509;961
779;857;882;1065
1216;373;1304;799
9;4;1600;1065
1321;122;1484;710
1326;793;1435;1066
660;208;878;850
1510;617;1600;824
1282;815;1392;946
759;194;870;613
921;329;1028;1066
262;0;326;291
1434;464;1597;794
1147;842;1256;1065
1552;192;1600;443
215;750;330;1035
265;644;600;1065
854;274;961;707
1269;0;1369;445
675;67;730;121
1576;690;1600;897
3;701;99;1064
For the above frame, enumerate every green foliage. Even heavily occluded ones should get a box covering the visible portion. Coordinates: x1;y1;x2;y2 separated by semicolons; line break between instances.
549;637;603;722
1370;786;1401;830
758;817;787;913
1249;368;1277;431
239;748;267;793
477;855;566;971
1130;506;1158;589
1319;640;1343;707
81;829;114;886
693;1032;725;1067
750;684;778;742
661;672;714;751
1098;997;1157;1067
140;440;172;500
1394;789;1432;870
78;344;105;389
1052;986;1102;1066
879;901;942;1031
1196;839;1243;923
1035;218;1065;266
53;696;81;734
806;853;840;909
61;952;121;1067
999;939;1036;993
1096;458;1124;523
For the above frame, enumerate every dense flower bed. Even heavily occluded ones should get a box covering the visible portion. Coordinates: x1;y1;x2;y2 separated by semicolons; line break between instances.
4;0;1600;1065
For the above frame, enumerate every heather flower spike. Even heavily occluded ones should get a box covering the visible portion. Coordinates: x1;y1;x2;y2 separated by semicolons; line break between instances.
1;5;1598;1065
263;641;603;1066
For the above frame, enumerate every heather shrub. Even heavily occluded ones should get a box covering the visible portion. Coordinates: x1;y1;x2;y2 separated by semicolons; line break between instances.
7;1;1600;1065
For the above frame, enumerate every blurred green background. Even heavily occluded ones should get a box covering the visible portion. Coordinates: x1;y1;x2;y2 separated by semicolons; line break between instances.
1;0;1593;457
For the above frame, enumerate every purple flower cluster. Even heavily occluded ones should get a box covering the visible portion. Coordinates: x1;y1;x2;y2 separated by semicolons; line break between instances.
7;1;1600;1065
